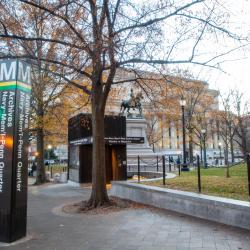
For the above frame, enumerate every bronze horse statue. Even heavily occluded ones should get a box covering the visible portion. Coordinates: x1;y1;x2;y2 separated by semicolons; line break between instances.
120;92;143;117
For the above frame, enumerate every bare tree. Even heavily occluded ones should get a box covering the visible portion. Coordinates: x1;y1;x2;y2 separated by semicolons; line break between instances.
177;77;210;164
145;113;163;152
0;0;247;207
192;106;209;166
214;92;236;177
231;90;250;160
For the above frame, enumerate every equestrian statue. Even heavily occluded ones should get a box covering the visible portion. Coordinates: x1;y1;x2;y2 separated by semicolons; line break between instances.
120;89;143;117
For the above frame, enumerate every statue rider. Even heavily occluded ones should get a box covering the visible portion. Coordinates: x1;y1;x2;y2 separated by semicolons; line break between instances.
120;88;143;117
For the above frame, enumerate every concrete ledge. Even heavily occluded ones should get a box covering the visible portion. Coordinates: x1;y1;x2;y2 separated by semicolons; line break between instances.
127;171;163;179
110;181;250;230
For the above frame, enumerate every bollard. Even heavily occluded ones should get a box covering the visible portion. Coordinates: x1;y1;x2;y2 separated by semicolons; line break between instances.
157;155;159;172
197;155;201;193
169;155;171;172
163;155;166;185
247;154;250;201
50;166;53;178
138;155;140;183
178;164;181;176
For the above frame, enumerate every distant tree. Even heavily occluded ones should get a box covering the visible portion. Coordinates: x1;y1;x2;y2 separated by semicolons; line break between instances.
173;73;215;164
214;92;236;177
230;90;249;160
145;113;162;152
191;103;210;166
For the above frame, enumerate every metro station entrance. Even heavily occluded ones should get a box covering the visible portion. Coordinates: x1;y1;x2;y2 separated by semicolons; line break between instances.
68;114;127;184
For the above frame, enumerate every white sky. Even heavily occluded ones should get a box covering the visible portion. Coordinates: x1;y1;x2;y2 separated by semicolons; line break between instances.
193;0;250;100
140;0;250;105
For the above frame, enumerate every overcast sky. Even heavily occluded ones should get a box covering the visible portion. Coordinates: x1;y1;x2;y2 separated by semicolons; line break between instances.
195;0;250;101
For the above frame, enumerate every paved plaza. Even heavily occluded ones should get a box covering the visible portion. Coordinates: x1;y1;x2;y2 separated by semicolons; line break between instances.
1;180;250;250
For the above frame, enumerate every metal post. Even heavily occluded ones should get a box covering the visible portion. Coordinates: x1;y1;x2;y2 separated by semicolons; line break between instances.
181;105;188;171
67;145;70;181
162;155;166;185
48;148;51;177
200;142;203;164
169;155;171;172
156;155;159;172
138;155;140;183
177;156;181;176
48;149;50;165
203;137;207;168
50;166;53;179
247;154;250;201
219;146;222;165
197;155;201;193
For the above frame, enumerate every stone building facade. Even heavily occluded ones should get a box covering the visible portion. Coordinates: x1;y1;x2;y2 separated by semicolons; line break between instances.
104;69;242;164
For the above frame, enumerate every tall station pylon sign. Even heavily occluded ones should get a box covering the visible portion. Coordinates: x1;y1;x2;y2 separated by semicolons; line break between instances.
0;59;31;243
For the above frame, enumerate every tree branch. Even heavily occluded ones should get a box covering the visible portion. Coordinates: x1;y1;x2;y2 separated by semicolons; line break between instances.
18;0;93;55
115;0;204;34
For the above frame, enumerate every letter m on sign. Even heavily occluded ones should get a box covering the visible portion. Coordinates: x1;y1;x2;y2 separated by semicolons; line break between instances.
0;61;16;82
18;62;31;84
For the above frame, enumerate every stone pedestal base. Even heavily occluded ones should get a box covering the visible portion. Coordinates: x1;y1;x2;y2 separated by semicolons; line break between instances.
126;118;162;168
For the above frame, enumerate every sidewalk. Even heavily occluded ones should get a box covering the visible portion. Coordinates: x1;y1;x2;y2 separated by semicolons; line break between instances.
1;180;250;250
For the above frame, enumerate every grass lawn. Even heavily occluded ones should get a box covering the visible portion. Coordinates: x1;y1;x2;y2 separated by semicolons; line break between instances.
144;164;249;201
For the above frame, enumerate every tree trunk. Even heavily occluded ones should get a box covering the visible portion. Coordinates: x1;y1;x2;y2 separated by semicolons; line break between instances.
35;96;46;184
230;137;235;163
88;87;109;207
225;146;230;178
188;131;194;164
35;126;46;184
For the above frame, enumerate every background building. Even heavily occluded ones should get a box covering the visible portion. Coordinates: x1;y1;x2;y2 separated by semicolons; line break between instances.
104;69;242;165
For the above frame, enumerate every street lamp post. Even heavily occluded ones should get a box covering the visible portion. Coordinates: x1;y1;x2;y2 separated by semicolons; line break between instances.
47;144;52;177
201;129;207;168
218;142;222;165
200;138;203;164
180;98;189;171
47;144;52;164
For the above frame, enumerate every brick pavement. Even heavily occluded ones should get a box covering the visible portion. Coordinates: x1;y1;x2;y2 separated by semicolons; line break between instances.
1;182;249;250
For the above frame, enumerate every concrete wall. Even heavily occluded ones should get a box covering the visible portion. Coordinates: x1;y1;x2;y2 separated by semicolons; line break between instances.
127;171;163;179
111;181;250;230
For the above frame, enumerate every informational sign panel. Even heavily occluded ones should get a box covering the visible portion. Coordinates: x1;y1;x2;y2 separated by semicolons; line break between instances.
0;59;31;243
69;136;144;146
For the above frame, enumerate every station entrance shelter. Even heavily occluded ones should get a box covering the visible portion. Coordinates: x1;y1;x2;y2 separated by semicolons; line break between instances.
68;114;127;184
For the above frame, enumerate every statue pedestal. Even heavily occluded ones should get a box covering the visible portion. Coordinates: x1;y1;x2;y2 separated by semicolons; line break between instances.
126;118;162;168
